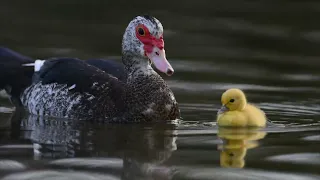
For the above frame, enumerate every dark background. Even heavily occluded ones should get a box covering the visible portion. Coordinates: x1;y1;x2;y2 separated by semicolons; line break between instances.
2;0;320;68
0;1;319;179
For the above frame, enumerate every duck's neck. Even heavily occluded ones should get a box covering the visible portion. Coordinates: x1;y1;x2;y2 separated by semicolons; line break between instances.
239;101;247;111
122;53;157;81
121;53;169;118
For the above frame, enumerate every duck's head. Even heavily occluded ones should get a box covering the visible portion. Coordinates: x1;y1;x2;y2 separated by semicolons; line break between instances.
122;15;174;76
218;88;247;114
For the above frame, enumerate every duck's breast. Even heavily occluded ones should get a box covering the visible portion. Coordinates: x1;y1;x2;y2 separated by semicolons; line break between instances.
217;111;247;127
125;74;180;121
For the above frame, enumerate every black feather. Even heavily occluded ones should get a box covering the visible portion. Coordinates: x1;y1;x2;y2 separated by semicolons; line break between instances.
86;59;125;81
141;15;158;28
0;47;34;106
34;57;121;93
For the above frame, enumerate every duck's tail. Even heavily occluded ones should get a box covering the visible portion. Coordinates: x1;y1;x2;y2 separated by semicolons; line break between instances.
0;47;35;107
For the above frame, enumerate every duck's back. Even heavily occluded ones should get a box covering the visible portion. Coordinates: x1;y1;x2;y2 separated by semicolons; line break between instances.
243;103;266;127
21;58;125;120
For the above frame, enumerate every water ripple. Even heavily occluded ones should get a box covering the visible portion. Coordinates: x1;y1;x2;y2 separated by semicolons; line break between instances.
2;170;119;180
173;166;320;180
49;158;123;169
0;160;26;171
260;103;320;116
168;81;320;93
266;153;320;165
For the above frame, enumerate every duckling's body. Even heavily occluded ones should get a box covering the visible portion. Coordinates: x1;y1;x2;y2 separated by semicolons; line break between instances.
217;89;266;127
217;103;266;127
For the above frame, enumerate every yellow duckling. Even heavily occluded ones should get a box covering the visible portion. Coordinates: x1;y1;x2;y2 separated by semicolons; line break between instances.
217;88;266;127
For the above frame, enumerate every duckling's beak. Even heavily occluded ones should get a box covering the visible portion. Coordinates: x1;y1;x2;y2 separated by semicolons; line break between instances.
146;47;174;76
218;105;229;114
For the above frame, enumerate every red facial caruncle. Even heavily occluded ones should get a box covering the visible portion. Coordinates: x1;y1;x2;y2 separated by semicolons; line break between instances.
135;24;164;55
135;24;174;76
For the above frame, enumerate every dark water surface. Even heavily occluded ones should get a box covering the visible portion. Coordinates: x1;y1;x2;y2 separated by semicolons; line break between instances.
1;0;320;179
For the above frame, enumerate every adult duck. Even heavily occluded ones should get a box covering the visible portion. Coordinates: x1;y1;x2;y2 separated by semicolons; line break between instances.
11;15;180;122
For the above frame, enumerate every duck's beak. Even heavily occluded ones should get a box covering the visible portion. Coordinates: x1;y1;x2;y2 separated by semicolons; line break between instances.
218;105;229;114
146;47;174;76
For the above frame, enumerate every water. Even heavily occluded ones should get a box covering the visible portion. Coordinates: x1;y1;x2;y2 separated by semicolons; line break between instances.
1;0;320;179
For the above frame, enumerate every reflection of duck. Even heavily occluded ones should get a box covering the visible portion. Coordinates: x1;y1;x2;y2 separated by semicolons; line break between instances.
14;113;178;179
0;15;180;122
217;127;267;168
217;88;267;127
19;114;177;159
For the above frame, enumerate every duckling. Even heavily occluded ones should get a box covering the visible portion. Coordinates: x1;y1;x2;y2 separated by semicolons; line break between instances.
216;88;266;127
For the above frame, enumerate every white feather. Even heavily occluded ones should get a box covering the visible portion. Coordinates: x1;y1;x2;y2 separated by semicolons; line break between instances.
34;60;45;72
68;84;76;90
22;59;46;72
22;63;35;66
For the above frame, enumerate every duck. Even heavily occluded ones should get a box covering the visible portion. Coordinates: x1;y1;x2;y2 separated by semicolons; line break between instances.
216;88;266;127
1;15;180;122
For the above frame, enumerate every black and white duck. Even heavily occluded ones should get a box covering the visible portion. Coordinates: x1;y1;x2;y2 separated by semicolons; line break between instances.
1;15;180;122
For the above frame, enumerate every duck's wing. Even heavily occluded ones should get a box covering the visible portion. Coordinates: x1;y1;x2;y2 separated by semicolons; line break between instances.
85;59;125;81
21;57;125;119
31;57;123;94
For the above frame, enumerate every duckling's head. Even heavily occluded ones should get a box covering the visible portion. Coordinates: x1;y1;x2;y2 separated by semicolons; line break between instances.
122;15;174;76
219;88;247;113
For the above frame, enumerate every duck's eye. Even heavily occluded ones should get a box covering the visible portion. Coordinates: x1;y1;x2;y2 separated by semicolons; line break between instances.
138;27;145;36
229;99;235;103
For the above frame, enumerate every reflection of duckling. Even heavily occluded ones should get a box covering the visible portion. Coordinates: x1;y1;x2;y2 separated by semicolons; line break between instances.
220;139;246;168
217;88;267;127
218;128;267;168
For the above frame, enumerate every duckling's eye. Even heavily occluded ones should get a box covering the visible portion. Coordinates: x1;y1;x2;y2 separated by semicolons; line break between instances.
138;27;145;36
229;99;235;103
